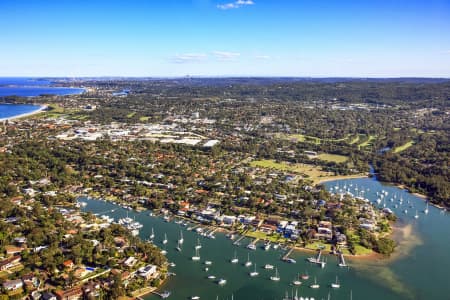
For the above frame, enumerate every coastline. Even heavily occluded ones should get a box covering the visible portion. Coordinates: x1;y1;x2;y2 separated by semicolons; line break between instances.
0;104;48;122
316;174;369;185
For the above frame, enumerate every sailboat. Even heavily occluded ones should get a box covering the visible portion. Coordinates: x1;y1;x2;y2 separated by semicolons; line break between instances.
161;245;167;255
192;248;200;261
414;210;419;219
231;250;238;264
249;263;259;277
179;230;184;244
195;238;202;250
149;228;155;240
163;233;168;244
245;253;252;267
424;202;429;214
331;276;340;288
270;267;280;281
310;277;320;289
301;270;309;280
176;240;182;252
292;273;301;285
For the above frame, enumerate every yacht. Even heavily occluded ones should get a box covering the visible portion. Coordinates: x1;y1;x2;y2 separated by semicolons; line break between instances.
310;277;320;289
205;260;212;265
178;231;184;244
270;268;280;281
292;273;302;285
247;243;256;250
175;240;182;252
195;238;202;250
424;202;429;214
331;276;340;288
218;278;227;285
301;271;309;280
264;264;274;269
162;233;168;245
414;210;419;219
149;228;155;240
245;254;252;267
208;275;216;280
263;241;271;251
191;297;200;300
192;248;200;261
249;264;259;277
231;251;239;264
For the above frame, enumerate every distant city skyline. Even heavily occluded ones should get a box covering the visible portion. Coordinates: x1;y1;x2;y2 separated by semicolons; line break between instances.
1;0;449;77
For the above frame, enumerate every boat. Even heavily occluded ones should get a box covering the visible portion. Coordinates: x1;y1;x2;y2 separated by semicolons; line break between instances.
264;264;274;269
205;260;212;265
263;241;271;251
331;276;340;288
273;243;280;249
247;243;256;250
404;209;408;214
175;240;182;252
208;275;216;279
218;278;227;285
249;263;259;277
245;253;252;267
204;267;209;272
286;258;296;264
149;228;155;240
310;277;320;289
424;202;429;214
231;250;239;264
179;230;184;244
162;233;168;244
168;262;176;267
192;248;200;261
301;271;309;280
292;273;302;285
195;238;202;250
270;268;280;281
414;210;419;219
161;249;167;255
191;296;200;300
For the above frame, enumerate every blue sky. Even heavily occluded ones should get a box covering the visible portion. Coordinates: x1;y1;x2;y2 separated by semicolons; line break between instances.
0;0;449;77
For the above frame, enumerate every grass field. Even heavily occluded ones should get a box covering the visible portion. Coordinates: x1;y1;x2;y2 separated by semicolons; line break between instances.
245;230;287;243
139;116;150;121
127;112;136;118
393;140;415;153
249;159;365;184
317;153;348;163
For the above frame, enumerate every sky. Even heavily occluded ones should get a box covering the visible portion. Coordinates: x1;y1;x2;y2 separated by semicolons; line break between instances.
0;0;449;77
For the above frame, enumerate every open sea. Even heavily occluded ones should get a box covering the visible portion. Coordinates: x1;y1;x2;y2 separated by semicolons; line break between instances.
0;77;84;97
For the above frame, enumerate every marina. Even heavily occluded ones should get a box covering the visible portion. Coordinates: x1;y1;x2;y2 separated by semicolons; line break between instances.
80;174;450;300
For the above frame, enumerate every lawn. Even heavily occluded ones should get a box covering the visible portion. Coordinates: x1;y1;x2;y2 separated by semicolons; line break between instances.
305;242;333;252
393;140;415;153
139;116;150;121
317;153;348;163
127;112;136;118
249;159;364;185
245;230;287;243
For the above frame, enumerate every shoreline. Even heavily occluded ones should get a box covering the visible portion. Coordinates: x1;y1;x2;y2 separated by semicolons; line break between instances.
0;104;48;122
316;174;369;185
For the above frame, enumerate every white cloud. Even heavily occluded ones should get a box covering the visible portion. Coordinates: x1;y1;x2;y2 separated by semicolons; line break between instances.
170;53;207;64
217;0;254;10
212;51;241;61
255;55;271;60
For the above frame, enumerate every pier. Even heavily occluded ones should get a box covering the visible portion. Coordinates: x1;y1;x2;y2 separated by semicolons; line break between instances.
151;290;171;298
338;253;348;267
282;247;294;261
233;235;246;245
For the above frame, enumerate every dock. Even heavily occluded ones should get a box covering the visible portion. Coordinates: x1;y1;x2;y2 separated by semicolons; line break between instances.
282;247;294;261
338;253;348;267
151;290;171;298
233;235;245;245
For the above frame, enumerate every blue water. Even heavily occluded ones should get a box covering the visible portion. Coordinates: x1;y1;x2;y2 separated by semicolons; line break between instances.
0;104;44;119
0;77;84;97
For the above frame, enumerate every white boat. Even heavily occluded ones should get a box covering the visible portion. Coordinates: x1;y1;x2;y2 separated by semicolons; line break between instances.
191;296;200;300
273;243;280;249
231;251;239;264
205;261;212;265
331;276;340;288
292;273;301;285
414;210;419;219
300;271;309;280
179;230;184;244
245;253;252;267
192;248;200;261
163;233;168;244
149;228;155;239
195;238;202;250
208;275;216;279
270;268;280;281
264;264;274;269
247;243;256;250
176;240;182;252
168;262;176;267
161;249;167;255
310;277;320;289
424;202;429;214
249;264;259;277
263;241;271;251
218;278;227;285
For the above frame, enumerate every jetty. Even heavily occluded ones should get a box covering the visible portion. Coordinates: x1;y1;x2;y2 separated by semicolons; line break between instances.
307;249;326;267
338;253;348;267
233;235;245;245
151;290;171;298
282;247;294;261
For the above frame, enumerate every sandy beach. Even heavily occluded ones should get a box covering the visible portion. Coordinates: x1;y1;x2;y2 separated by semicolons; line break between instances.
0;104;48;122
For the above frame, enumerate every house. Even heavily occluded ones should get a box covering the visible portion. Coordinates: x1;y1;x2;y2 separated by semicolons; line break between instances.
0;255;21;271
22;273;39;289
54;287;83;300
63;259;74;269
123;256;137;267
41;292;57;300
2;279;23;291
5;245;24;256
137;264;158;280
